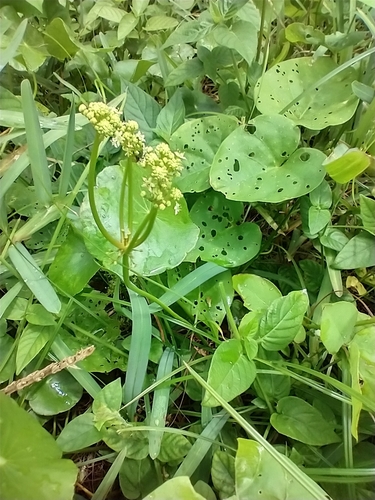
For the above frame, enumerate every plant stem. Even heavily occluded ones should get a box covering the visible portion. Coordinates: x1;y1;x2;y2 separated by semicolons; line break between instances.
119;158;129;244
88;133;124;250
127;156;133;238
127;206;158;252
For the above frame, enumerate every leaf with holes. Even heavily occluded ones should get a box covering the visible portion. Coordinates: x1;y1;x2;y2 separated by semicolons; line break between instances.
254;57;358;130
234;438;320;500
186;191;261;266
167;263;233;325
169;115;238;193
210;115;326;203
79;164;199;276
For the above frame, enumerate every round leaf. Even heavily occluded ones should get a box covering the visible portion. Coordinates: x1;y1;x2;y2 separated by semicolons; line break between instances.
27;371;83;416
254;57;358;129
271;396;340;446
169;115;238;193
0;392;77;500
187;191;261;266
210;116;326;202
79;164;199;276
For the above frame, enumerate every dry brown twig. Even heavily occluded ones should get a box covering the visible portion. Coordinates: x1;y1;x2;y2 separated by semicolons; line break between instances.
1;345;95;396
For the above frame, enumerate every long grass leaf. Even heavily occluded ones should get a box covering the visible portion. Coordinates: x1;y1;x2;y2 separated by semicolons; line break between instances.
0;110;87;129
59;97;76;197
184;363;331;500
91;447;127;500
0;130;66;200
52;336;101;398
149;347;175;459
175;409;229;478
8;243;61;314
21;80;52;205
0;282;23;320
123;289;152;418
149;263;227;313
0;19;27;72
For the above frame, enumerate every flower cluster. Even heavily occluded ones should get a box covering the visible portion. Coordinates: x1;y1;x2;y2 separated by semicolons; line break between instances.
79;102;145;159
140;143;184;212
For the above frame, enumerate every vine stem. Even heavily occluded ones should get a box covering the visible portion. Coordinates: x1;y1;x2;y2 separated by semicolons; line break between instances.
88;133;124;250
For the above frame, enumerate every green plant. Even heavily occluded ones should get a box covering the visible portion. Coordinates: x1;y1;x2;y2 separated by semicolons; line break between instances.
0;1;374;499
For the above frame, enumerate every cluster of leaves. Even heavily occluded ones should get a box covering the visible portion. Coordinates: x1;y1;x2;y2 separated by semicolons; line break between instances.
0;1;374;500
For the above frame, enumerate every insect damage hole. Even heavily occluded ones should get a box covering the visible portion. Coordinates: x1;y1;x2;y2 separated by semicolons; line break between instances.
300;152;310;161
233;159;240;172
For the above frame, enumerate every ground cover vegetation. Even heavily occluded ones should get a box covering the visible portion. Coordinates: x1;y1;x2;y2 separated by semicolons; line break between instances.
0;0;374;499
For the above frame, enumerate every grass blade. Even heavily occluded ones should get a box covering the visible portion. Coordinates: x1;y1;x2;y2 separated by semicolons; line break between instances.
21;79;52;205
0;282;23;320
0;19;27;72
123;289;152;418
184;363;331;500
59;97;76;197
91;447;127;500
8;243;61;314
175;409;229;478
0;130;66;199
149;263;227;313
149;347;175;459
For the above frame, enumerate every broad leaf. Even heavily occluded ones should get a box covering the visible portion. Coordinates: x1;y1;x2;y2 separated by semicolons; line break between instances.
233;274;281;311
79;164;199;276
123;81;161;141
333;232;375;269
0;392;77;500
16;324;53;374
143;476;205;500
258;291;309;351
187;191;261;266
325;149;371;183
270;397;340;445
27;371;83;416
119;457;159;500
254;57;358;129
203;339;256;407
155;89;185;141
44;18;79;60
56;413;101;453
170;115;238;192
49;230;99;296
118;12;138;39
144;15;179;32
210;115;326;202
360;194;375;235
235;438;322;499
213;21;257;66
158;433;192;463
165;58;204;86
320;301;357;354
211;451;235;499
